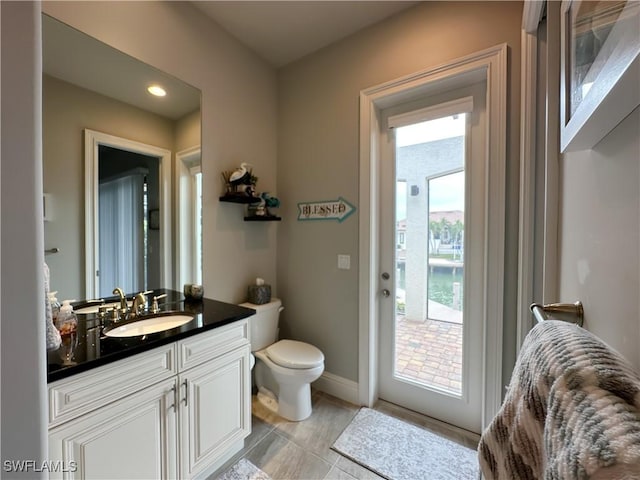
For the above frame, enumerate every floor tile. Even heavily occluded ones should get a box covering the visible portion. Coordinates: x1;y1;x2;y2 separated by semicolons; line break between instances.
332;456;386;480
211;391;481;479
323;465;358;479
273;392;359;464
245;430;333;480
246;413;277;451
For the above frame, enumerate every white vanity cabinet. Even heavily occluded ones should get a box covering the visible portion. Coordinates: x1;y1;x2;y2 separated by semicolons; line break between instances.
176;320;251;479
49;377;179;479
48;319;251;479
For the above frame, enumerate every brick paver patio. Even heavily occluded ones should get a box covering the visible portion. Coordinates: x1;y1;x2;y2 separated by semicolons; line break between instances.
394;312;463;395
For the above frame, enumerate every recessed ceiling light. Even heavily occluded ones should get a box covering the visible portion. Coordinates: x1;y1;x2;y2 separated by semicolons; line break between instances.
147;85;166;97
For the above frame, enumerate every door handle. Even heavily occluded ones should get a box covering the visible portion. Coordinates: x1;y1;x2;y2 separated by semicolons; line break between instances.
182;379;188;406
168;384;177;411
381;289;391;298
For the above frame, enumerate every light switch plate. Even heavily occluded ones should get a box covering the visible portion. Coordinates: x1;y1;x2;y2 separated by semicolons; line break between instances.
338;254;351;270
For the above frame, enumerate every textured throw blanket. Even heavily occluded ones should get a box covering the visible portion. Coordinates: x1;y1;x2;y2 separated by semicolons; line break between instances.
44;262;61;350
479;320;640;479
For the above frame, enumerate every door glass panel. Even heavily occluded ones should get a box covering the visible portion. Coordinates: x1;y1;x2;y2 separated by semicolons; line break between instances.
394;114;466;396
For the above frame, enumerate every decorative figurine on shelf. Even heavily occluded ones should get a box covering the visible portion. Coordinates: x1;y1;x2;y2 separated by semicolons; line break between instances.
261;192;280;216
248;192;281;217
221;162;258;198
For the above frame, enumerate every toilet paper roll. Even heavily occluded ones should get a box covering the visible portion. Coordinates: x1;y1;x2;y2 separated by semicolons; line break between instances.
248;284;271;304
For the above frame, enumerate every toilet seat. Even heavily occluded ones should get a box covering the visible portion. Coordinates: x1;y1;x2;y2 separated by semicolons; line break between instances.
266;339;324;369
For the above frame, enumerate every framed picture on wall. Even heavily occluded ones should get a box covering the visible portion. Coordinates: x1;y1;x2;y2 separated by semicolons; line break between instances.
560;0;640;152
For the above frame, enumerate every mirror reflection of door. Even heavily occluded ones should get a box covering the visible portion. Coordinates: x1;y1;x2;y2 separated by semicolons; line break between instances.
97;146;160;297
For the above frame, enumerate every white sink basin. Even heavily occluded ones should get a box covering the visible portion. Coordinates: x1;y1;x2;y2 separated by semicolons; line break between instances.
104;313;194;338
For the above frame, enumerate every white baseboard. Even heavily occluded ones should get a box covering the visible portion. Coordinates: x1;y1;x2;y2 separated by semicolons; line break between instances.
313;371;359;405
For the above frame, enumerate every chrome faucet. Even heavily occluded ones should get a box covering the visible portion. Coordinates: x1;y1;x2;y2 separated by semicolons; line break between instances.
113;287;128;313
131;292;148;318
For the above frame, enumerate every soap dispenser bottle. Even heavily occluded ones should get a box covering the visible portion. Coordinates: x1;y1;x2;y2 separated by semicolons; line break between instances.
57;300;78;336
48;291;61;325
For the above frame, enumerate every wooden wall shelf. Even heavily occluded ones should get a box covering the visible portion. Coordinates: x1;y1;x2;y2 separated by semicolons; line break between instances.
244;215;281;222
220;195;281;221
219;195;261;204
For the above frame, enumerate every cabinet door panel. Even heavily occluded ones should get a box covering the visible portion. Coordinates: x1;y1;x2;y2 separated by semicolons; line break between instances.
180;346;250;479
177;319;248;371
49;379;177;480
49;344;176;427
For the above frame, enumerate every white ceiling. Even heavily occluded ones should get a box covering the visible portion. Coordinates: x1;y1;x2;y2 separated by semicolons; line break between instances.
43;15;201;120
191;1;419;67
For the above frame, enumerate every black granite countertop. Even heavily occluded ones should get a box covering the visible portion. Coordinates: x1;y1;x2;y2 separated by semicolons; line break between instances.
47;289;255;383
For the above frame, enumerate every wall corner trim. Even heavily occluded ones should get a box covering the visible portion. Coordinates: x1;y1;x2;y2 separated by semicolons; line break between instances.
313;372;360;405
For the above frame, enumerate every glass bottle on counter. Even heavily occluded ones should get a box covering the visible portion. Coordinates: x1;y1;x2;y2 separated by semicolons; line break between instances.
48;291;61;326
57;300;78;365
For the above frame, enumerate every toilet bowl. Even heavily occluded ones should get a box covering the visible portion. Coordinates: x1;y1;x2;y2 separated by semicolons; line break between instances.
240;299;325;421
254;340;324;421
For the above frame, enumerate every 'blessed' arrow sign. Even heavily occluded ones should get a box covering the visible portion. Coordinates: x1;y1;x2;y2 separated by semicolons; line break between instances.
297;197;356;222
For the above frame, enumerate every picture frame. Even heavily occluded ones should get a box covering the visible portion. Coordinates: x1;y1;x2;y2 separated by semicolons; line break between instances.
560;0;640;152
149;208;160;230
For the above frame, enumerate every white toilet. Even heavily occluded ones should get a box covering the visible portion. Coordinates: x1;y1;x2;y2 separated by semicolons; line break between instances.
240;298;324;421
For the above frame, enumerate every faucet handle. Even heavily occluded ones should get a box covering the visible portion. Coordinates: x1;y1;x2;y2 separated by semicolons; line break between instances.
98;304;110;319
109;307;122;322
151;294;168;314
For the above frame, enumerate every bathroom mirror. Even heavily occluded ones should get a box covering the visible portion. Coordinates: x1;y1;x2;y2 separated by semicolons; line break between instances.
42;14;202;301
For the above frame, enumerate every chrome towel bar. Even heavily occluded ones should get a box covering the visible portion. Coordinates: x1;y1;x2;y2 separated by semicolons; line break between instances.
530;301;584;327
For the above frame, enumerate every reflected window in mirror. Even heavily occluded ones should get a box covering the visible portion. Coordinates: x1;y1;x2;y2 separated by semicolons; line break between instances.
177;147;202;288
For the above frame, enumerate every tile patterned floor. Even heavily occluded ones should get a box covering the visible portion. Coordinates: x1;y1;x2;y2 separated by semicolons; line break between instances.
211;391;479;480
395;316;463;394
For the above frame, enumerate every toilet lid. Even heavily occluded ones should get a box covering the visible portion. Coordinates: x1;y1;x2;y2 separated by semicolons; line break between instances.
266;339;324;369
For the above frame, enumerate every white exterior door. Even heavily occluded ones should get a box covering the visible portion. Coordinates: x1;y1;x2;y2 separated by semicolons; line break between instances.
378;82;487;434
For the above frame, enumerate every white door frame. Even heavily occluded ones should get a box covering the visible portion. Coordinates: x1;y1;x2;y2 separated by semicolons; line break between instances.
84;129;172;298
517;2;561;350
358;44;507;430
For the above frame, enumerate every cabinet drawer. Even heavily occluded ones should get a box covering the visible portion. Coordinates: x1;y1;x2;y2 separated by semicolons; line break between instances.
49;344;176;427
178;320;249;372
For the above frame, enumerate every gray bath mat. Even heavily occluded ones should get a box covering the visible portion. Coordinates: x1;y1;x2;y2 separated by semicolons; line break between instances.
216;458;272;480
331;408;479;480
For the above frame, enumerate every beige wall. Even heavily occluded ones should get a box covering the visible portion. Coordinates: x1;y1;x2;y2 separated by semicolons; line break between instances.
43;1;279;304
43;75;176;300
558;108;640;369
176;109;201;153
277;1;523;382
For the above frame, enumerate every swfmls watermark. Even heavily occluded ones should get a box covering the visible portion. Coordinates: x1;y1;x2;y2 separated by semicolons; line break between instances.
3;460;78;473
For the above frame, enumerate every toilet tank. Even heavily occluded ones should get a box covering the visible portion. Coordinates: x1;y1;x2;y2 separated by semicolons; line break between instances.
239;298;282;351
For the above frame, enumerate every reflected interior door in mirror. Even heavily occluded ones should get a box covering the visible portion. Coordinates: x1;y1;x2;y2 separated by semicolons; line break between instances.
84;129;172;299
98;146;160;297
42;14;202;301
